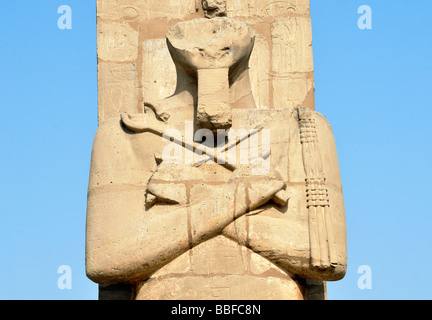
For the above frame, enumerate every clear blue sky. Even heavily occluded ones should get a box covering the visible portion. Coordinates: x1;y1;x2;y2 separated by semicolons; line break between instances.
0;0;430;300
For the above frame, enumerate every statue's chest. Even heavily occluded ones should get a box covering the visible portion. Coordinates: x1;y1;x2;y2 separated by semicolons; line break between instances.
142;108;296;207
146;162;232;207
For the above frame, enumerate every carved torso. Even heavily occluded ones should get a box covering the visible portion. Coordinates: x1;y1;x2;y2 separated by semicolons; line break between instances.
87;1;347;300
87;105;346;299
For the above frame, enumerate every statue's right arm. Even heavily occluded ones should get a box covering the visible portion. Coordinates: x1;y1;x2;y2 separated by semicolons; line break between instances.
85;120;284;284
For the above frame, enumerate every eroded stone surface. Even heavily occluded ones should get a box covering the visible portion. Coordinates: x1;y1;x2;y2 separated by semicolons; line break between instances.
97;0;198;20
202;0;227;18
226;0;310;18
97;62;139;121
97;21;139;62
142;39;176;101
88;0;347;301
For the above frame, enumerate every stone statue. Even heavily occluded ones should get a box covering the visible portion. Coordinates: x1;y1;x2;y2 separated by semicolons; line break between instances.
87;0;347;300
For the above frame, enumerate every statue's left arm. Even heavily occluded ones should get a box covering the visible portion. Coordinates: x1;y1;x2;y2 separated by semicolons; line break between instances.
222;108;348;281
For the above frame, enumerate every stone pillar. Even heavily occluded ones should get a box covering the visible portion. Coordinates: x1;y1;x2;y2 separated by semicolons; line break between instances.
89;0;346;300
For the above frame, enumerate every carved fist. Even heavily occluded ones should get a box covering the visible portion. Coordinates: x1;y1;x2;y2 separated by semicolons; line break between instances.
228;165;286;211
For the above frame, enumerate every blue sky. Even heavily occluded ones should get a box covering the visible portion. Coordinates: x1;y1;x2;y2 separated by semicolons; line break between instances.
0;1;431;300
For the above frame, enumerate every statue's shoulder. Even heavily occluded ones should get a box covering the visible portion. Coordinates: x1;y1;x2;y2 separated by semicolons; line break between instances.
91;113;165;164
93;112;167;146
312;109;337;134
89;115;161;189
94;115;126;135
295;107;338;145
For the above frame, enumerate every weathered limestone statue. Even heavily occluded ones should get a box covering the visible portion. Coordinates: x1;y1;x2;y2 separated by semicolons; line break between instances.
87;0;347;300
